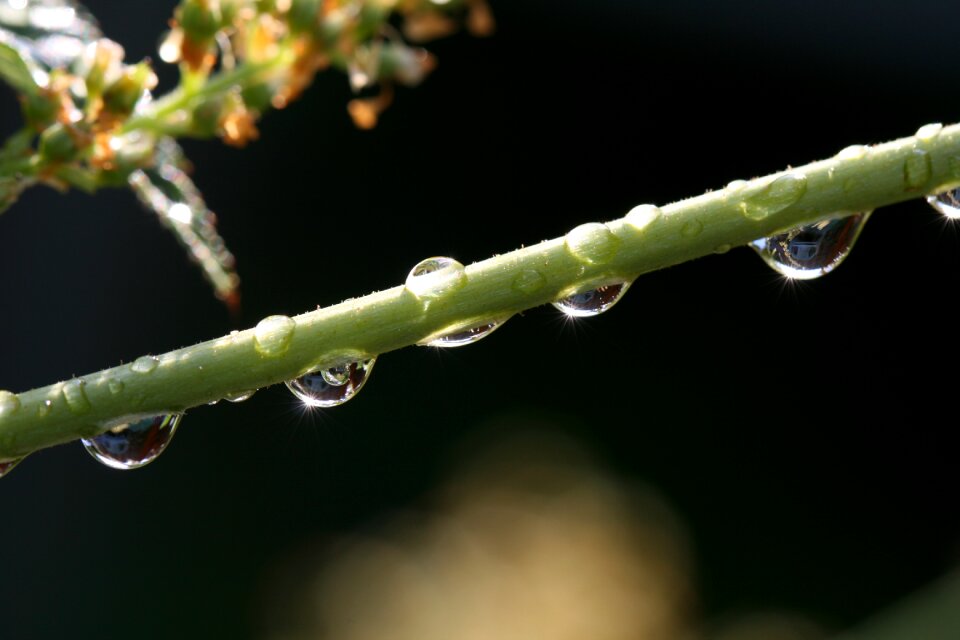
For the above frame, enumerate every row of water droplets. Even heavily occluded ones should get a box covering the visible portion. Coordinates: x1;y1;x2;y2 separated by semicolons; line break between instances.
5;124;960;477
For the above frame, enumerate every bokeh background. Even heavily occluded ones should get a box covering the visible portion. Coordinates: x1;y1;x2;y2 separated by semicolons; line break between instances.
2;1;960;638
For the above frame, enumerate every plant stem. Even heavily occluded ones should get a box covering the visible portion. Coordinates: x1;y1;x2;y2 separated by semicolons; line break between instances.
3;123;960;459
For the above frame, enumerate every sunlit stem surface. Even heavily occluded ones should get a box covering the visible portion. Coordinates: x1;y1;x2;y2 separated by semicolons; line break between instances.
3;123;960;459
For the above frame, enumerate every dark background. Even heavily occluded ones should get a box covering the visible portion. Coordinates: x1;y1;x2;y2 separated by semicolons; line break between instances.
2;1;959;638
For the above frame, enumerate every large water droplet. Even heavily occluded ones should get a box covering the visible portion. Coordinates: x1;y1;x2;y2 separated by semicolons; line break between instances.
422;317;509;348
405;257;466;299
131;355;159;374
82;414;183;470
286;358;376;407
552;283;631;317
926;188;960;219
254;315;295;357
565;223;620;265
749;213;870;280
0;391;20;417
739;173;808;221
0;458;24;479
904;149;932;190
62;379;91;414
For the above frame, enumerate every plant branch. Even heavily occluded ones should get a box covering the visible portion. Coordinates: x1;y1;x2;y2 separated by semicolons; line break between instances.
3;122;960;459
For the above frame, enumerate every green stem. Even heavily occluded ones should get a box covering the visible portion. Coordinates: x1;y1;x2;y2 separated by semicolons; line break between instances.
121;54;290;135
2;123;959;459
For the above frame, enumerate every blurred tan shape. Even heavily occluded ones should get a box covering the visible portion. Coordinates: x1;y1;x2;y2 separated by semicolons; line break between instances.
265;430;696;640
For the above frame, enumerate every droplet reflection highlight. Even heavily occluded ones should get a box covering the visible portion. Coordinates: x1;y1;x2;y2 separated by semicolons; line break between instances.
749;213;870;280
82;414;183;470
927;188;960;219
552;283;631;317
286;358;376;407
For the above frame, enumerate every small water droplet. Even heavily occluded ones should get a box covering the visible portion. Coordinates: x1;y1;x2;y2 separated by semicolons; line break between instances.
254;315;296;357
0;458;24;478
916;123;943;142
405;257;467;299
836;145;869;160
512;269;547;294
82;414;183;470
926;188;960;219
552;282;631;317
207;399;220;406
131;356;159;374
680;219;704;237
739;172;808;221
108;380;125;394
624;205;662;231
904;149;932;190
225;389;256;403
750;213;870;280
37;400;52;417
0;391;21;417
62;379;91;414
422;317;509;348
286;358;376;407
565;223;620;265
714;244;732;254
726;179;748;193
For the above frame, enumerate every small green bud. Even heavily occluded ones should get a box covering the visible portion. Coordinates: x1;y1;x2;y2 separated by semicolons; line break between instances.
288;0;321;33
39;123;83;163
102;63;157;117
179;0;222;42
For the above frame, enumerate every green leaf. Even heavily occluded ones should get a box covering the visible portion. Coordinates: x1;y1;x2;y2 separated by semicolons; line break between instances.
0;41;39;95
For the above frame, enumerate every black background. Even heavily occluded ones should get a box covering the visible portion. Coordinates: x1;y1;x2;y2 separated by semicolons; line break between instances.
1;1;960;638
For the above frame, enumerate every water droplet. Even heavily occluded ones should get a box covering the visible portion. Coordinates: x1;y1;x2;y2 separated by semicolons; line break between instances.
739;172;808;221
37;400;52;417
82;414;183;470
0;391;20;417
225;390;256;403
405;257;467;299
836;145;868;160
565;223;620;265
131;355;159;374
749;213;870;280
916;123;943;142
926;188;960;219
624;205;661;231
726;179;748;193
0;458;23;479
512;269;547;294
62;379;91;414
108;380;125;394
714;244;732;254
680;219;703;237
904;149;932;190
286;358;376;407
254;315;295;357
552;283;631;317
422;317;509;348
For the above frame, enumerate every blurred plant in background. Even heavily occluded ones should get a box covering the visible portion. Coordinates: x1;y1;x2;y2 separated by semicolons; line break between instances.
0;0;491;307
